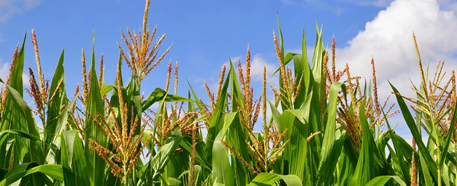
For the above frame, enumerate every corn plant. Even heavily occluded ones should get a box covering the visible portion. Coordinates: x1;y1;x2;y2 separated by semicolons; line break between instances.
389;33;457;186
1;0;457;185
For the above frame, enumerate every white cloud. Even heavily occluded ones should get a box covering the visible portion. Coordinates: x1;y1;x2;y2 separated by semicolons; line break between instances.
251;54;277;82
223;54;278;86
0;0;40;22
149;102;159;110
201;127;208;141
22;70;29;87
335;0;457;101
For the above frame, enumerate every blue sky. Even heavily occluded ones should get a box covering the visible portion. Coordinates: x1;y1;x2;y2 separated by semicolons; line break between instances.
0;0;387;91
1;0;457;140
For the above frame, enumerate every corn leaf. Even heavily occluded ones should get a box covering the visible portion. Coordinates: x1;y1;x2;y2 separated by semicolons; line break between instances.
150;137;183;180
84;39;108;186
0;77;43;165
44;50;69;165
141;87;194;112
383;110;412;185
211;113;236;186
317;82;346;185
247;173;302;186
0;163;63;186
439;101;457;168
61;130;90;186
390;82;438;182
203;65;231;162
365;175;406;186
352;99;379;185
311;23;325;105
0;130;41;144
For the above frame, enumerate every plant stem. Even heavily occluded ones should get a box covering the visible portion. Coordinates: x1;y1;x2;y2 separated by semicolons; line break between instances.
431;115;442;186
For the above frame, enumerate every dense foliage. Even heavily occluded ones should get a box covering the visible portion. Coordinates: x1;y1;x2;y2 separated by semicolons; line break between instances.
1;1;457;185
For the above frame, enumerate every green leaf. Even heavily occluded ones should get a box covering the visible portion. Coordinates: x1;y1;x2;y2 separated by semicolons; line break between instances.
0;78;43;165
44;51;71;165
100;85;114;96
419;152;434;186
6;33;26;96
248;173;302;186
317;82;346;185
211;113;237;186
390;82;438;182
202;63;231;162
277;17;285;65
311;23;325;110
150;137;183;180
268;100;283;133
178;134;211;171
365;175;406;186
439;101;457;168
141;87;194;112
383;110;412;185
0;164;63;186
352;98;381;185
84;40;108;186
0;130;41;144
61;130;90;186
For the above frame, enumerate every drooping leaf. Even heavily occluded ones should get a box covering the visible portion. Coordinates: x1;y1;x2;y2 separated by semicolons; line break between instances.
365;175;406;186
141;87;194;112
248;173;302;186
0;78;43;165
0;163;63;186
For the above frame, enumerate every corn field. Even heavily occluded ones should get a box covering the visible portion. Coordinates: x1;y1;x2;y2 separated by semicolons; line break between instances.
1;1;457;186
